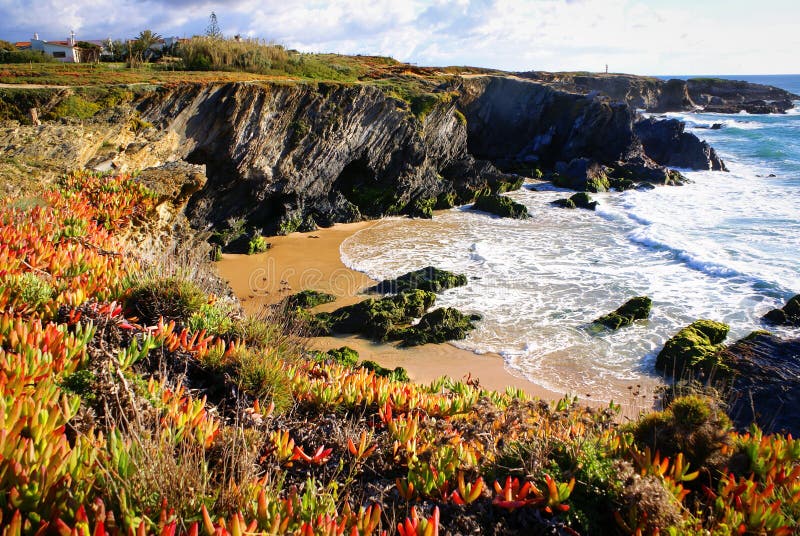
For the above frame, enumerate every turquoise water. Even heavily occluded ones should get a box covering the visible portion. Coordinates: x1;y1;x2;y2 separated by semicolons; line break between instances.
341;75;800;400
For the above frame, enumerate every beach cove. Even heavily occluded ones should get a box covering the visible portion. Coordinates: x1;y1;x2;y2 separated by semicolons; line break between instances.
216;219;660;411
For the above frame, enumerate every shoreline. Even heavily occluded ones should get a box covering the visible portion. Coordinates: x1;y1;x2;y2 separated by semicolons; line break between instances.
216;220;656;413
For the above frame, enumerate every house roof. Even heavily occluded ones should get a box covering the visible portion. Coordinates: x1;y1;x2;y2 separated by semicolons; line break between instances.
14;41;31;48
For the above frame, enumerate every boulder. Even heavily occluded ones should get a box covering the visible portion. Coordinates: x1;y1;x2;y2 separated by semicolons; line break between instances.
551;198;576;209
367;266;468;294
553;158;610;192
635;117;727;171
593;296;652;330
763;294;800;327
314;290;436;341
471;194;529;219
655;319;730;376
721;332;800;435
552;192;598;211
283;289;336;309
391;307;478;347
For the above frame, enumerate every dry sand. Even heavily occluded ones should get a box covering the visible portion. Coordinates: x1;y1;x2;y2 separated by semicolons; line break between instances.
216;222;650;409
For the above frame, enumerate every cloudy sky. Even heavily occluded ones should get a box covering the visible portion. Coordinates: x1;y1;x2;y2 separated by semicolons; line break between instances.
1;0;797;75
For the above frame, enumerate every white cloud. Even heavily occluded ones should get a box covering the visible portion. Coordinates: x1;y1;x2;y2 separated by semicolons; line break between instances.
1;0;797;74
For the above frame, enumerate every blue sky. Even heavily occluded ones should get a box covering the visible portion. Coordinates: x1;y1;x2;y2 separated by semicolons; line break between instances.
1;0;797;75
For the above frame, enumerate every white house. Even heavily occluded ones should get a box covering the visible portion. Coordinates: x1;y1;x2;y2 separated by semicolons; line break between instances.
26;32;107;62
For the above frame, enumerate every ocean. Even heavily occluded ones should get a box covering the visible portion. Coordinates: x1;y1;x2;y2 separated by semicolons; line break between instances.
340;75;800;401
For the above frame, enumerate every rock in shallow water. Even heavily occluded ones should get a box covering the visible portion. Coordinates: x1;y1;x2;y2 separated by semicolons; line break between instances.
391;307;478;347
763;294;800;327
367;266;468;294
593;296;652;330
471;194;529;219
655;319;730;376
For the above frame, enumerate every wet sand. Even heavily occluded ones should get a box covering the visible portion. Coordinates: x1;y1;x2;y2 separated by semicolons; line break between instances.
215;222;568;401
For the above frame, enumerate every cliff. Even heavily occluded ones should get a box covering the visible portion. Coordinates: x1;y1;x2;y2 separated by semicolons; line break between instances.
0;74;726;238
520;72;799;114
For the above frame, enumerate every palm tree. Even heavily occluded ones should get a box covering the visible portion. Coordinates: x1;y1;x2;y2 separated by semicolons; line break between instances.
128;29;163;67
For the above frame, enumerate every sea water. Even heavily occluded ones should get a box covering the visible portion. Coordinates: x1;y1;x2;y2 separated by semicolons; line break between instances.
340;75;800;401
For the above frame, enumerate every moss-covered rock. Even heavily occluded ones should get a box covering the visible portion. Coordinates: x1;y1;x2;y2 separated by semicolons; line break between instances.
435;191;457;209
315;289;436;341
585;176;610;193
551;198;576;209
593;296;652;330
471;194;529;219
552;192;598;211
284;289;336;309
367;266;468;295
655;319;730;376
359;360;410;382
390;307;478;346
410;196;436;218
763;294;800;327
570;192;598;210
609;177;637;191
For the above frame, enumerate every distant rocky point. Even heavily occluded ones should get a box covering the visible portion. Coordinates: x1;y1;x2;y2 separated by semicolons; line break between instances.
518;72;800;114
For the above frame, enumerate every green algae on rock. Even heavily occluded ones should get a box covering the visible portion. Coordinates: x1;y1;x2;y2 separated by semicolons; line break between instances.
314;289;436;341
283;289;336;309
367;266;468;295
552;192;598;211
471;194;529;219
593;296;652;330
391;307;479;347
655;319;730;376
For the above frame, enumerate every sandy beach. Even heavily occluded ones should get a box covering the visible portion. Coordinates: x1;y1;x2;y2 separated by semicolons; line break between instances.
215;221;572;401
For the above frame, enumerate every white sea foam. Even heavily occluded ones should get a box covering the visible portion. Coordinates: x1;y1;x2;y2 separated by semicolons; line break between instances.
339;110;800;400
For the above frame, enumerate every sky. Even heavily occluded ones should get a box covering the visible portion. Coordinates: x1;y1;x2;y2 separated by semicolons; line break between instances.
1;0;798;75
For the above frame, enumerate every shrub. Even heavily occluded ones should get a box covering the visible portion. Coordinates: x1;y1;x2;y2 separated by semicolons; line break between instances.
359;360;409;382
631;394;731;470
188;301;237;335
1;272;54;312
0;49;55;63
52;95;101;120
314;346;359;368
124;275;208;325
235;348;293;412
247;235;270;255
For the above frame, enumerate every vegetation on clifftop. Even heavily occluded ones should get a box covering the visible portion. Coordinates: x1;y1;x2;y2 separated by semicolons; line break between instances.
1;171;799;535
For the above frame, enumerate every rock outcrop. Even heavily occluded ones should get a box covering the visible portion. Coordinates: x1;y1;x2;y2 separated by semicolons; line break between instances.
1;75;729;235
593;296;652;330
458;76;724;191
367;267;468;294
518;72;799;114
471;194;529;219
655;319;730;376
635;118;727;171
763;294;800;327
552;192;598;210
721;332;800;435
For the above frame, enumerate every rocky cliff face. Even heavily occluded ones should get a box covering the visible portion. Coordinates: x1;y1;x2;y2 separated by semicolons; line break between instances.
135;82;518;235
458;76;723;182
519;72;799;114
0;75;728;238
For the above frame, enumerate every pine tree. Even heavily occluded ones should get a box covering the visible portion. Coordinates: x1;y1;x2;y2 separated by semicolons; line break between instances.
206;12;222;39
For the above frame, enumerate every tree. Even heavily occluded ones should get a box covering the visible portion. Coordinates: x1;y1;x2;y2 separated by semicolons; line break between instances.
128;29;163;67
206;12;222;39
